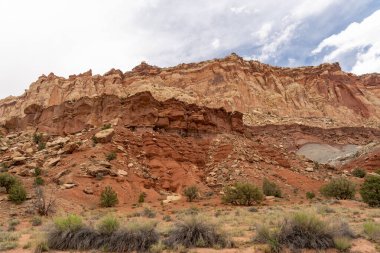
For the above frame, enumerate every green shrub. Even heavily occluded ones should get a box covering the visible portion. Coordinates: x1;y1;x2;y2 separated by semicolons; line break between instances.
97;215;120;234
141;208;156;218
333;237;351;251
360;175;380;207
0;232;19;251
100;186;118;207
183;185;199;202
31;216;42;226
363;221;380;242
34;167;42;176
34;176;44;186
306;191;315;200
33;133;43;144
222;182;263;206
0;173;17;193
8;183;27;204
138;192;146;203
262;178;282;198
352;168;366;178
54;214;83;231
165;216;232;248
105;151;117;161
255;212;354;251
102;124;112;130
38;142;46;151
320;177;356;199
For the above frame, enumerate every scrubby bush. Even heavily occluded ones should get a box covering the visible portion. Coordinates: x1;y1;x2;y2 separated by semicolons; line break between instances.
100;186;118;208
54;214;83;231
34;176;44;186
33;187;56;216
34;167;42;177
222;182;263;206
0;232;19;251
183;185;199;202
255;212;354;251
0;173;17;193
352;168;366;178
33;133;43;144
360;175;380;207
97;215;120;234
138;192;146;203
31;216;42;226
306;191;315;200
333;237;351;251
363;221;380;242
106;151;117;161
165;216;232;249
262;178;282;198
141;208;156;218
48;219;158;252
320;177;356;199
8;183;27;204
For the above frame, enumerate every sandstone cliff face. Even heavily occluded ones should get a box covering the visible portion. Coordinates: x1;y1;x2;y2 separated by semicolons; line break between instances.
0;53;379;128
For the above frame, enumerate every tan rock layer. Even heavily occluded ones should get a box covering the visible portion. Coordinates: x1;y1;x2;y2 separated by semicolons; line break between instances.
0;53;379;128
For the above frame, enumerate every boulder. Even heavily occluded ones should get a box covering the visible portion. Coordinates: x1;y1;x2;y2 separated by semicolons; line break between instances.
94;128;114;143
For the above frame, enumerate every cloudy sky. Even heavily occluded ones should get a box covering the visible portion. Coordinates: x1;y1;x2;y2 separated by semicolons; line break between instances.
0;0;379;98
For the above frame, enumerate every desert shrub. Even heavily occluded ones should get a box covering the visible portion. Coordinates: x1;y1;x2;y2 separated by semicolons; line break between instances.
360;175;380;207
33;133;43;144
138;192;146;203
34;239;49;253
306;191;315;200
352;168;366;178
262;178;282;197
97;215;120;234
183;185;199;202
33;187;56;216
0;173;17;193
320;177;356;199
163;215;172;222
0;232;19;251
38;142;46;151
106;222;159;252
102;124;112;130
222;182;263;206
106;151;117;161
256;212;354;251
34;176;44;186
150;241;166;253
363;221;380;242
92;136;98;145
31;216;42;226
100;186;118;207
141;208;156;218
333;237;351;251
165;216;232;249
8;183;27;204
54;214;83;231
47;226;97;251
34;167;42;176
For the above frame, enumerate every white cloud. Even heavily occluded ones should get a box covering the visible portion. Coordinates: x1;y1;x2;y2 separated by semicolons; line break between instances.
312;10;380;74
212;38;220;49
0;0;378;98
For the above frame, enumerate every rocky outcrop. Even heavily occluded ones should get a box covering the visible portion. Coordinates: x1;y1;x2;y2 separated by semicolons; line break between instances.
4;91;244;135
0;54;379;128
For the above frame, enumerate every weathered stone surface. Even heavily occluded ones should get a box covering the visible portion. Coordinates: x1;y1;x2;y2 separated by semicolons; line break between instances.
94;129;114;143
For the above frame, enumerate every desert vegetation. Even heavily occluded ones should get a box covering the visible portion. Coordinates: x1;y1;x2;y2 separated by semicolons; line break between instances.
222;182;264;205
320;177;356;199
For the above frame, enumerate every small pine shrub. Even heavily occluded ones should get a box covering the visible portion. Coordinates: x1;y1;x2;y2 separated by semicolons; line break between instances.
8;183;27;204
54;214;83;231
262;178;282;197
352;168;366;178
34;167;42;176
360;175;380;207
0;173;17;193
105;151;117;161
34;176;44;186
183;185;199;202
320;177;356;199
100;186;118;207
138;192;147;203
97;215;120;234
222;182;263;206
306;191;315;200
